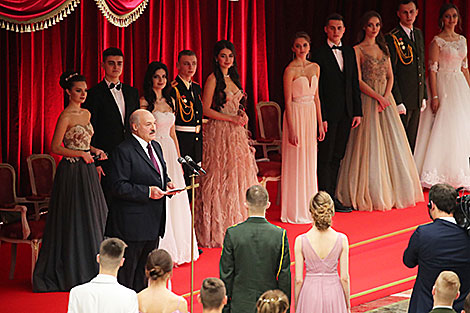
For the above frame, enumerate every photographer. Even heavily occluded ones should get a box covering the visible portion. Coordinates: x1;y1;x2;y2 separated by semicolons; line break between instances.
404;183;470;313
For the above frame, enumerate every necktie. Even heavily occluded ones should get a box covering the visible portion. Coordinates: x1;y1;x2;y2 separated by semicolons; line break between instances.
331;45;342;50
147;143;161;175
109;82;122;90
410;30;415;42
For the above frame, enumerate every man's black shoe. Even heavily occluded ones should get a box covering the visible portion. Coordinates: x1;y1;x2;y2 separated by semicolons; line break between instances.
198;248;203;255
334;198;353;213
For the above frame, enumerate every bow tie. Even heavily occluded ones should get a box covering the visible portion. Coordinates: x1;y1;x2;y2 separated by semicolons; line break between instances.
109;82;122;91
331;45;343;50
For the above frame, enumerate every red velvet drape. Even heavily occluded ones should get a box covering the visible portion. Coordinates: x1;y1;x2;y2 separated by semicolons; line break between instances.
0;0;468;194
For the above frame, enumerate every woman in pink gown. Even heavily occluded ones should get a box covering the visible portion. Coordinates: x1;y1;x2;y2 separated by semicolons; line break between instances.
281;32;325;224
196;40;258;248
294;192;350;313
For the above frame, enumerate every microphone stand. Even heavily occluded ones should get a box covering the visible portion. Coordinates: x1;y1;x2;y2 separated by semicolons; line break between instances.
189;172;199;313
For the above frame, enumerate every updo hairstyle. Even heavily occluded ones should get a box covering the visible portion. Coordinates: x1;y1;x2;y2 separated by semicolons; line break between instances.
309;191;335;231
438;3;462;31
292;31;311;46
59;71;86;91
145;249;173;281
256;289;289;313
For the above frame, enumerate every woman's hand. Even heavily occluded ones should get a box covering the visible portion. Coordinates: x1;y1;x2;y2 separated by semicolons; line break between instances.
95;149;108;161
377;95;391;112
230;114;246;126
431;98;440;114
288;129;298;146
81;151;94;164
318;124;325;142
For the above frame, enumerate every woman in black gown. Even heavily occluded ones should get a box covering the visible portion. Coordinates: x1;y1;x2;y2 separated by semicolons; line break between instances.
33;71;108;292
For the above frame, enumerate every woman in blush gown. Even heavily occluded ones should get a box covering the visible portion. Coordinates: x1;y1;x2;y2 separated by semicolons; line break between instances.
141;61;199;264
196;40;258;248
294;192;349;313
336;11;423;211
414;3;470;190
33;71;108;292
281;31;325;224
138;249;188;313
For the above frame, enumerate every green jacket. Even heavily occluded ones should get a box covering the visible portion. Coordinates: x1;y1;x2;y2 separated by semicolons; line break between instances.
385;25;427;110
429;307;457;313
219;217;291;313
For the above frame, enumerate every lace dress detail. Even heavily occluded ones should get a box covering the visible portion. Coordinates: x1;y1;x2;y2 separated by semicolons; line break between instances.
195;89;258;248
414;35;470;189
63;123;93;162
336;50;423;211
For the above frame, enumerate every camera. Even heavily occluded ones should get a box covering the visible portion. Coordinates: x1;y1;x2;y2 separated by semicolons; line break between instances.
455;190;470;235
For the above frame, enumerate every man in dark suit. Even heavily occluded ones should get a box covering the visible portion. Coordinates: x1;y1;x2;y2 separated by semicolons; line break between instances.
219;185;291;313
84;47;139;177
385;0;427;152
404;183;470;313
429;271;460;313
105;109;178;292
170;50;203;185
312;13;362;212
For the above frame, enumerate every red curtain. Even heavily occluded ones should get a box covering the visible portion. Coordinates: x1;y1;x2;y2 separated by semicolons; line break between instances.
0;0;468;194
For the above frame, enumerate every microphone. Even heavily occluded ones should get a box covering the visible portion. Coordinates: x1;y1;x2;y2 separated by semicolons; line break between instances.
177;157;199;176
184;156;207;175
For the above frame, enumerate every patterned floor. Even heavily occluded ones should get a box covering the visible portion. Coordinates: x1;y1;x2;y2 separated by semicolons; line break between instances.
352;290;411;312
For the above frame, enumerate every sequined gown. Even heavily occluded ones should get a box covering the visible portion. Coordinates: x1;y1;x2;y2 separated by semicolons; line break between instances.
196;90;258;248
33;123;108;292
415;36;470;189
336;48;423;211
152;111;199;264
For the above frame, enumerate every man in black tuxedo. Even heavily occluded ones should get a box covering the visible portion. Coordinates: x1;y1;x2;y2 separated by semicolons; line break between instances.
312;13;362;212
170;50;203;184
84;47;139;177
404;183;470;313
385;0;427;152
105;109;178;292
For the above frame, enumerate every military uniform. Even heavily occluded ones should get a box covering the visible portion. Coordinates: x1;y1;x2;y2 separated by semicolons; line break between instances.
385;25;427;152
219;217;291;313
170;75;203;182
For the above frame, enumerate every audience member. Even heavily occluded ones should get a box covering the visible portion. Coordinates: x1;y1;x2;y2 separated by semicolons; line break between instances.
463;292;470;313
219;185;291;313
256;290;289;313
404;183;470;313
137;249;188;313
67;238;138;313
198;277;227;313
430;271;461;313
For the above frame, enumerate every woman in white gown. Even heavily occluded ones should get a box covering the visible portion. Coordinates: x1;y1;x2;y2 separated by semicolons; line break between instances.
141;61;199;264
414;3;470;189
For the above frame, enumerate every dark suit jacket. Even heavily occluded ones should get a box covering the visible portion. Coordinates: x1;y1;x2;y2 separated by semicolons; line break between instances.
312;43;362;123
219;217;291;313
385;26;427;110
105;136;171;241
84;80;139;155
170;76;203;163
404;219;470;313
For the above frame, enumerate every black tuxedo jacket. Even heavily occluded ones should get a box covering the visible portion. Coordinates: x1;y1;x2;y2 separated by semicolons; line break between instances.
84;80;139;155
312;44;362;123
105;136;171;242
404;219;470;313
385;26;427;109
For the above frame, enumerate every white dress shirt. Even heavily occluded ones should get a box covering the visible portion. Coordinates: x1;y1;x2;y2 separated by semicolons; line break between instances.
400;23;414;41
67;274;138;313
327;39;344;72
132;133;164;183
105;78;126;125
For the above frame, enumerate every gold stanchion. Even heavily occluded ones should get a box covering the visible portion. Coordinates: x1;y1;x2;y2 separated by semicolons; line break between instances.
189;174;199;313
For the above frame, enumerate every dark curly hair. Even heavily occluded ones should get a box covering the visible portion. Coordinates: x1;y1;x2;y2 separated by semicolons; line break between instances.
142;61;173;112
211;40;243;112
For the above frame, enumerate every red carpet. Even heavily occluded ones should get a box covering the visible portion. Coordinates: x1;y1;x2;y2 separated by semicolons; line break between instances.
0;184;430;312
